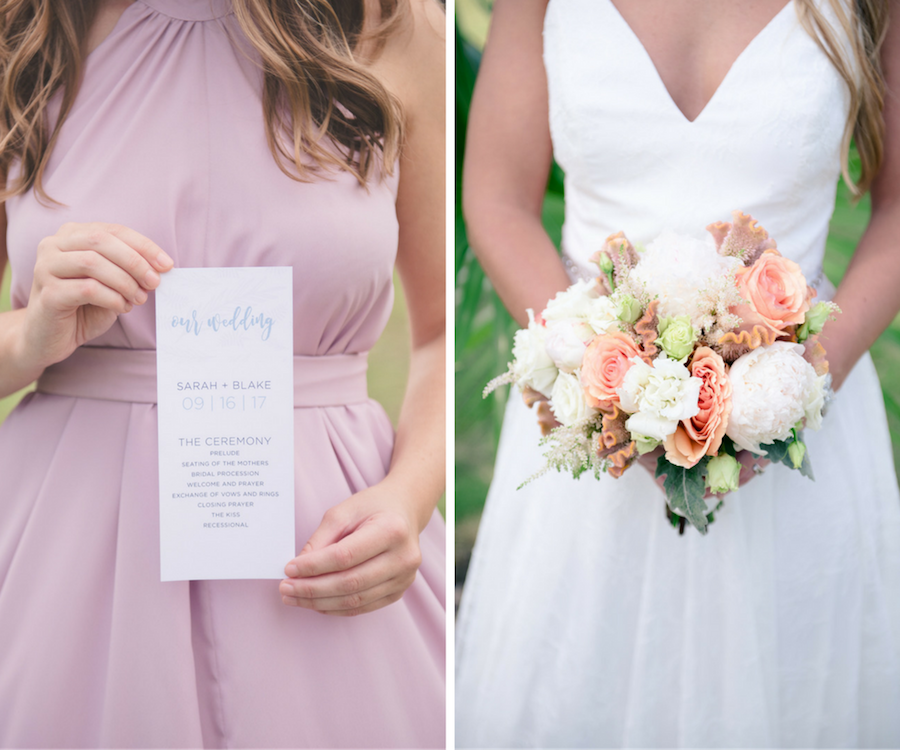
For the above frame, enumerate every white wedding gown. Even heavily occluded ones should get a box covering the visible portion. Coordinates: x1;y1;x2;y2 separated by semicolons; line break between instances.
455;0;900;746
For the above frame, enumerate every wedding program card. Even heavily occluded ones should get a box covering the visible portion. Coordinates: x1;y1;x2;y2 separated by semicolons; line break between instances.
155;267;295;581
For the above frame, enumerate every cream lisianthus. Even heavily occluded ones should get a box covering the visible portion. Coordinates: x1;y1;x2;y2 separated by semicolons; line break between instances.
616;355;702;441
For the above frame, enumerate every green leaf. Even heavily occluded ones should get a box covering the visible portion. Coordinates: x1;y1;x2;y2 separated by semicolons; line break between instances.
797;451;815;480
759;436;815;480
759;438;790;464
655;457;710;535
718;435;738;458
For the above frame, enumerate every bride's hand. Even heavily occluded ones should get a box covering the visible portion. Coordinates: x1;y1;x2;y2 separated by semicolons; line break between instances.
636;446;669;496
734;450;770;489
19;222;173;372
638;446;770;499
279;481;423;617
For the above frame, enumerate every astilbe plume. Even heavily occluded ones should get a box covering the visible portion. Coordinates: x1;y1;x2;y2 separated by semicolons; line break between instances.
524;418;606;485
693;266;745;347
483;367;516;398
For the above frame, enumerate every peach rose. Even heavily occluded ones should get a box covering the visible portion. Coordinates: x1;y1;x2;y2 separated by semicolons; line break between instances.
664;347;732;468
580;331;646;409
732;249;813;341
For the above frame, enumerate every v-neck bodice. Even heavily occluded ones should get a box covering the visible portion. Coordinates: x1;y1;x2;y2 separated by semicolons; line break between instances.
543;0;851;288
605;0;795;124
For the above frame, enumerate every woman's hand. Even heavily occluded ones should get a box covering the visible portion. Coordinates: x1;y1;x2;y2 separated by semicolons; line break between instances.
279;0;445;618
19;221;172;372
279;480;423;617
734;450;771;489
279;0;446;620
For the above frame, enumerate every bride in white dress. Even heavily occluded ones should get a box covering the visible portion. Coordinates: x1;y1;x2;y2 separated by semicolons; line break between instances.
455;0;900;746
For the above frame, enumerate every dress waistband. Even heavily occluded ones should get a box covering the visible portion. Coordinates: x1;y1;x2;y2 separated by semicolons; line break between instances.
34;347;369;407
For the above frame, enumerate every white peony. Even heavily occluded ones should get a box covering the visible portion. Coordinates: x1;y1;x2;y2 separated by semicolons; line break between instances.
544;320;594;373
803;373;828;432
543;279;619;335
512;310;559;398
550;370;598;426
726;341;819;454
616;355;702;441
629;230;741;324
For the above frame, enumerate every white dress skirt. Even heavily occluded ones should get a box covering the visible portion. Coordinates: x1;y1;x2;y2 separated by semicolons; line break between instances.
455;0;900;746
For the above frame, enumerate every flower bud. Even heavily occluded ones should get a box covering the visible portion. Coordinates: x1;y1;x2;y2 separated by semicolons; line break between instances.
634;434;661;455
596;251;614;275
788;440;807;469
804;302;832;335
657;315;697;362
615;294;643;325
798;302;836;342
706;453;741;494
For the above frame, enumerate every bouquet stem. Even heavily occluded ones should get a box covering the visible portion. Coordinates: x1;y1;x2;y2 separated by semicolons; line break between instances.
665;503;687;535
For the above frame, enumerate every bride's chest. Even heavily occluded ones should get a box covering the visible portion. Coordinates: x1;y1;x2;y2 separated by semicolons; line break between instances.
542;0;850;194
604;0;797;123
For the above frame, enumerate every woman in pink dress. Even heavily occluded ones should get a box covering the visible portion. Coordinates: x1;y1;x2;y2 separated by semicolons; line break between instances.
0;0;445;747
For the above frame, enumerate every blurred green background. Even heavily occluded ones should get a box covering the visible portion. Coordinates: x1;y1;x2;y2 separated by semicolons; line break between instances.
455;1;900;587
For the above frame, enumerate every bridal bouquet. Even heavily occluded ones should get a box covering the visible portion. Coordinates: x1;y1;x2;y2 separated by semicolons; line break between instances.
486;211;838;534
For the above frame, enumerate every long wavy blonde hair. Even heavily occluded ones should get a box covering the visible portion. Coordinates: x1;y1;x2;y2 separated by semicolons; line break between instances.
0;0;406;206
795;0;889;198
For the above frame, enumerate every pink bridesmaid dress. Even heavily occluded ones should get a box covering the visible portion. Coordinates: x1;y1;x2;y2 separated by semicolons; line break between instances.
0;0;445;747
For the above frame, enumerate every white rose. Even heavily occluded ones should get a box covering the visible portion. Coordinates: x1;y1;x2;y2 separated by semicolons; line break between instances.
726;341;818;454
803;373;828;431
544;319;594;373
616;355;702;441
543;279;599;322
550;370;598;426
584;295;619;335
511;310;558;398
543;280;618;335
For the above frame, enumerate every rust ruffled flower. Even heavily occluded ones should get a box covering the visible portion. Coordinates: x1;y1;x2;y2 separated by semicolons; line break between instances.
594;405;638;478
707;210;777;265
633;299;660;359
